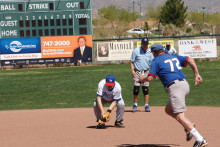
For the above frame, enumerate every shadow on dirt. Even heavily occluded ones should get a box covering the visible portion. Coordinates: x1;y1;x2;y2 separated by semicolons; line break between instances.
86;125;114;129
117;144;180;147
124;110;143;112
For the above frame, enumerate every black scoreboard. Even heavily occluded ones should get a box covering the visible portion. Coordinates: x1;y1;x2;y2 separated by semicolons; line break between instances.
0;0;92;38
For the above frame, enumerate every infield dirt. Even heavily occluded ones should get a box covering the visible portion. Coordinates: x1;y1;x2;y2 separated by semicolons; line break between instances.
0;106;219;147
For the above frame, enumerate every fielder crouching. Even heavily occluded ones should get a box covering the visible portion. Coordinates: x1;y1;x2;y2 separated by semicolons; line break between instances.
93;75;125;129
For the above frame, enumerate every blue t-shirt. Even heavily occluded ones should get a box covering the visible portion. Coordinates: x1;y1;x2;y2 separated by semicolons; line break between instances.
149;53;189;88
130;47;154;71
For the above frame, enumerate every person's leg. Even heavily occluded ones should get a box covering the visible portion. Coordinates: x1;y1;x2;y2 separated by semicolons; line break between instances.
115;99;125;128
132;71;141;112
132;86;140;112
142;71;150;112
173;112;195;132
142;86;150;112
144;94;149;104
174;112;208;147
133;90;140;105
165;102;174;117
166;80;207;146
165;104;205;143
93;99;108;128
93;99;101;121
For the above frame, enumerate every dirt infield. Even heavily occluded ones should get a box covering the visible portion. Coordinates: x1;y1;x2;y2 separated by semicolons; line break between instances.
0;106;219;147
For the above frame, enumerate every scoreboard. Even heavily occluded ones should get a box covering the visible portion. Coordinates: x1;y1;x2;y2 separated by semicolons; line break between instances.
0;0;92;38
0;0;93;66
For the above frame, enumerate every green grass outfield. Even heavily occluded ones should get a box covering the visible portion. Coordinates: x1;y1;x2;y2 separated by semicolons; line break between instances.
0;61;220;110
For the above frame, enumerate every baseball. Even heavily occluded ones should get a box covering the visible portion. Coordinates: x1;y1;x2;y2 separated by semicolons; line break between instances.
102;114;106;121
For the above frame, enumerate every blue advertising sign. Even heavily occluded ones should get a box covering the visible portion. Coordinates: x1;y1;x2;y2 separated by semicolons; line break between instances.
0;37;41;54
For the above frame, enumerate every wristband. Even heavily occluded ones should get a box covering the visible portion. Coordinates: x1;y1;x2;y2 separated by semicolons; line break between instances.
107;109;111;113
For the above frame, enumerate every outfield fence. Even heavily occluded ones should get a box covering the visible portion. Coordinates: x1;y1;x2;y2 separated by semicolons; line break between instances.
92;34;220;64
1;34;220;69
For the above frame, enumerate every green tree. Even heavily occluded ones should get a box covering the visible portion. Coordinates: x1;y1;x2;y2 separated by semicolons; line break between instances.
144;21;150;31
206;12;220;34
160;0;187;27
96;5;138;38
187;11;203;33
92;17;113;39
206;12;220;26
186;11;220;35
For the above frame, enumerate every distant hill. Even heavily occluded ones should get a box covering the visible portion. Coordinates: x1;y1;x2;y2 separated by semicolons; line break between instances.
91;0;220;14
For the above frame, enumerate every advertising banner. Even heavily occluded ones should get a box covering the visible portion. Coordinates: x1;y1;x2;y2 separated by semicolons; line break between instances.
1;58;73;66
0;35;93;66
0;37;41;60
41;36;75;58
178;39;217;58
41;35;92;59
137;40;174;48
97;41;133;61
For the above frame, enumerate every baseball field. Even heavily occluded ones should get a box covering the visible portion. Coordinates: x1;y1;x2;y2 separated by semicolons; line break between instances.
0;61;220;146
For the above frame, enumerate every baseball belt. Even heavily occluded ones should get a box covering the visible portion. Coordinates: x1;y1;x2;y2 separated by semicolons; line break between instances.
135;69;148;76
166;79;184;89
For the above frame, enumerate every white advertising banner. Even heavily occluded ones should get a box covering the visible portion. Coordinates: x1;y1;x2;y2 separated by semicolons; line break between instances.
178;39;217;58
97;41;133;61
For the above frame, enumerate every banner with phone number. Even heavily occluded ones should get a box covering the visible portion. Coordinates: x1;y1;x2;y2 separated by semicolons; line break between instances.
0;35;92;66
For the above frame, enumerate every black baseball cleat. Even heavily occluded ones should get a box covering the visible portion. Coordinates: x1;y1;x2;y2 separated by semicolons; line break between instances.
114;120;125;128
96;123;105;129
185;131;193;141
193;138;208;147
185;124;195;141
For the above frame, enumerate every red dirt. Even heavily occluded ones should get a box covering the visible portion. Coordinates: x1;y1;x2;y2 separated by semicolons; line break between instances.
0;106;219;147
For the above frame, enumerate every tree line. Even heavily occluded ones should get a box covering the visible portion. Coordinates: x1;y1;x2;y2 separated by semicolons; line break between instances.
92;0;220;39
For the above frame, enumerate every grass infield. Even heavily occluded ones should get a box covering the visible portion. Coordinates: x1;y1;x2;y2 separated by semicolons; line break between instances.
0;61;220;110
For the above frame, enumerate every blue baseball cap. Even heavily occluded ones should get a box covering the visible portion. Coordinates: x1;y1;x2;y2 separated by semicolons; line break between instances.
151;43;164;52
166;42;171;45
106;75;115;86
141;37;149;44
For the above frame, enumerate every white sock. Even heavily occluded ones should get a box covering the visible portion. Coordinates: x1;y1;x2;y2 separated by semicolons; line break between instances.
190;128;203;141
145;104;149;106
134;103;137;106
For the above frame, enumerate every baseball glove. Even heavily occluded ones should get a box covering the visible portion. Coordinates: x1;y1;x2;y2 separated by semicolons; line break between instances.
102;109;111;122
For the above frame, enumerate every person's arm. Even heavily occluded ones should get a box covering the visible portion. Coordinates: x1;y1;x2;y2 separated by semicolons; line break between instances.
108;100;117;111
97;96;105;116
187;57;202;85
173;47;177;55
130;61;136;78
139;75;154;83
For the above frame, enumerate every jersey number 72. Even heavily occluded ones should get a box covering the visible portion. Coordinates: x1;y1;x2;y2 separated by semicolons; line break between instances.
164;58;182;72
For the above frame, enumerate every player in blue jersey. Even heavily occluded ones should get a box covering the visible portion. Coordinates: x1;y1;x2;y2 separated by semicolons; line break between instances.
130;37;154;112
139;43;208;147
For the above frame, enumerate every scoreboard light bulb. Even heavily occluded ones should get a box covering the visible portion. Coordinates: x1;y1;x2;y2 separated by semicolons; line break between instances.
18;4;23;11
80;2;84;9
49;3;54;10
